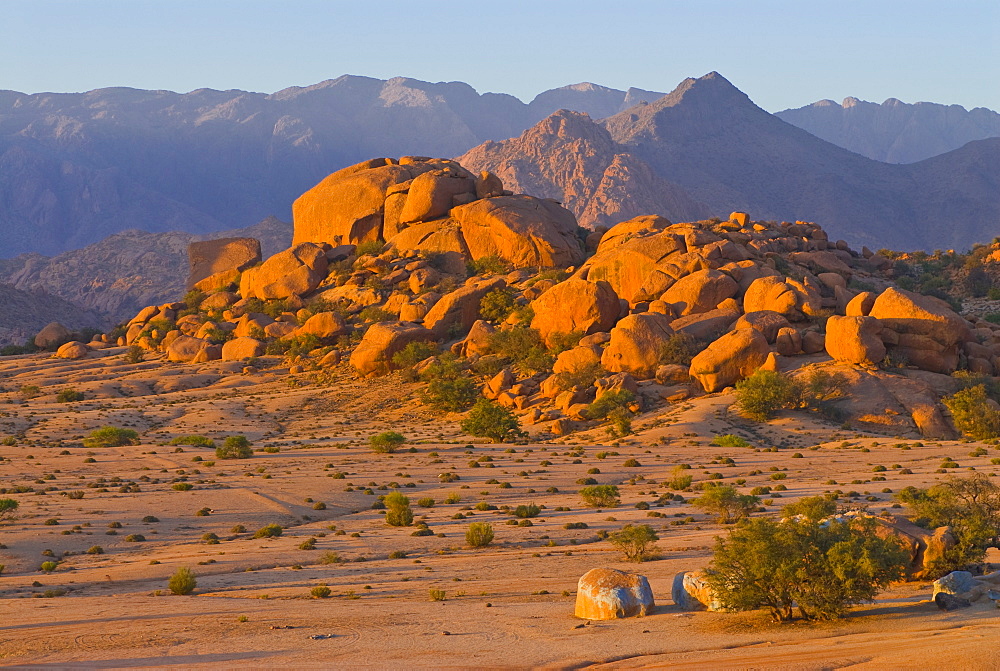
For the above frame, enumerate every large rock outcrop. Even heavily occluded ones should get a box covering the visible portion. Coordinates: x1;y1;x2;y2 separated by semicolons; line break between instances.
187;237;262;291
825;315;885;366
601;312;675;380
239;243;328;300
869;287;971;374
350;322;436;377
530;279;620;346
689;328;770;392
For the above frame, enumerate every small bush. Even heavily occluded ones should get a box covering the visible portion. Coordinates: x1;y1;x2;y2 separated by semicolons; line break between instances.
735;370;799;421
56;388;84;403
420;357;478;412
659;333;706;366
467;255;511;276
86;545;104;554
513;503;540;519
417;498;435;508
216;435;252;459
391;341;439;370
169;435;216;448
712;434;750;447
429;588;447;601
172;483;193;491
369;431;406;454
168;567;197;595
384;491;413;527
311;585;332;598
356;240;386;257
608;524;659;562
252;523;283;539
124;534;146;542
579;485;620;508
466;522;495;548
479;288;517;323
83;426;139;448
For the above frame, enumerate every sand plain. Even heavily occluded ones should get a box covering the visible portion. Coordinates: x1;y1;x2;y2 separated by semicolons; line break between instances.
1;347;998;669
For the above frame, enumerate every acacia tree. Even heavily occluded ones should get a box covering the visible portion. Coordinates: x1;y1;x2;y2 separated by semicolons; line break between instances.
706;517;907;622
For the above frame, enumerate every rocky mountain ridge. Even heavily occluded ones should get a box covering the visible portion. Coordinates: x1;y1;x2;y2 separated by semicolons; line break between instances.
777;96;1000;163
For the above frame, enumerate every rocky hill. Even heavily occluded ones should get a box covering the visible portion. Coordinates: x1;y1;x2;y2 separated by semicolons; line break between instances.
465;73;1000;252
0;77;660;258
0;217;291;324
777;97;1000;164
61;155;1000;445
459;110;713;229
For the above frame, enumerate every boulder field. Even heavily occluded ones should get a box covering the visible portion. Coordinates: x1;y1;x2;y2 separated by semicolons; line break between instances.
103;156;1000;440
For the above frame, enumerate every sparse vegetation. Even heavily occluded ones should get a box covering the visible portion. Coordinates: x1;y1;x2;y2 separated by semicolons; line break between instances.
942;385;1000;440
579;485;620;508
252;523;283;539
693;486;759;523
735;370;799;421
83;426;139;448
384;491;413;527
461;399;524;443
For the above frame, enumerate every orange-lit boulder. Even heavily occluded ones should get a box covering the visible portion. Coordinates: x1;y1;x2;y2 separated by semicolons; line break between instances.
239;243;328;300
825;315;885;366
689;328;770;392
530;279;620;346
350;322;436;377
601;312;675;380
660;269;738;316
574;568;654;620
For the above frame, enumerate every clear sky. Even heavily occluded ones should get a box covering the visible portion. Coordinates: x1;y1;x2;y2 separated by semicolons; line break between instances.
3;0;998;112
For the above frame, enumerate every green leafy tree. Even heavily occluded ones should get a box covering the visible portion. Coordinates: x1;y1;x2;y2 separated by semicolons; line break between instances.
608;524;659;562
735;370;800;421
420;357;477;412
579;484;620;508
385;491;414;527
83;426;139;448
216;435;252;459
896;473;1000;573
942;384;1000;440
0;498;18;523
782;495;837;521
487;327;553;376
707;517;907;621
369;431;406;454
692;486;759;523
461;399;524;443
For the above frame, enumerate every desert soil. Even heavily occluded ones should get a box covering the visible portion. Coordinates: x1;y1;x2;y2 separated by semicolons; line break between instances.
1;348;998;669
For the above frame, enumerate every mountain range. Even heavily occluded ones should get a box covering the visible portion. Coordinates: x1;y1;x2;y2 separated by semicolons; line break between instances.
777;97;1000;164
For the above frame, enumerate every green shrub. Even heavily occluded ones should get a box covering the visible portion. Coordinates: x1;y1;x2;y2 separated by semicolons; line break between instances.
252;523;283;539
461;399;524;443
168;567;197;595
83;426;139;448
19;384;41;399
895;473;1000;574
513;503;540;519
608;524;659;562
356;240;386;257
487;327;553;375
420;357;478;412
706;517;907;621
579;485;620;508
659;333;706;366
310;585;332;598
0;498;19;522
123;345;144;364
56;388;84;403
692;486;759;523
467;255;511;276
466;522;495;548
216;435;252;459
40;561;58;573
391;341;439;370
172;483;193;491
943;385;1000;440
169;435;216;448
479;288;517;323
782;495;837;521
369;431;405;453
711;434;750;447
429;588;447;601
735;370;799;421
384;491;413;527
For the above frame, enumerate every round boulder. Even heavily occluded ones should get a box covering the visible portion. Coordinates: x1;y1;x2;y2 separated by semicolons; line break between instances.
574;568;654;620
825;315;886;367
530;279;620;346
601;313;675;380
688;328;770;393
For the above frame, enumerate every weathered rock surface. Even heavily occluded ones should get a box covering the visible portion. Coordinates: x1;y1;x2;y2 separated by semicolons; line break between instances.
350;322;436;377
671;571;723;611
187;237;261;290
530;280;619;346
689;328;770;392
34;322;72;350
574;568;654;620
825;315;886;366
240;243;328;300
601;313;675;380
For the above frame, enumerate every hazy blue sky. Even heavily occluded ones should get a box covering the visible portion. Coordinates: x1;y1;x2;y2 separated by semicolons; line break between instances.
3;0;998;112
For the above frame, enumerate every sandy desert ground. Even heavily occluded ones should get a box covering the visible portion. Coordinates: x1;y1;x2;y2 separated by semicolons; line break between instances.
1;347;999;669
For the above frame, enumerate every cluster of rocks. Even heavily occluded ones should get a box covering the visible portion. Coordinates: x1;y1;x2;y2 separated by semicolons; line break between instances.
88;156;1000;439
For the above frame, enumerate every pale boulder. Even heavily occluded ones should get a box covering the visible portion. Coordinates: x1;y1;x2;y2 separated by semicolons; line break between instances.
221;337;266;361
601;313;675;380
55;341;90;360
34;322;72;350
